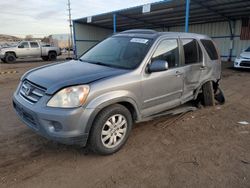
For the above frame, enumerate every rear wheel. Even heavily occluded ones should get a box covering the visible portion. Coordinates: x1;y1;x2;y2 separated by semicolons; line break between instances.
89;104;133;155
5;53;16;63
214;87;225;104
48;52;57;61
202;81;215;106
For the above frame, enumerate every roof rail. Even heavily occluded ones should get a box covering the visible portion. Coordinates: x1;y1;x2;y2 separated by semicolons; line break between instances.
121;29;157;34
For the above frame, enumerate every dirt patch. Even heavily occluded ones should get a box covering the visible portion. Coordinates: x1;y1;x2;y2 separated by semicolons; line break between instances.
0;61;250;188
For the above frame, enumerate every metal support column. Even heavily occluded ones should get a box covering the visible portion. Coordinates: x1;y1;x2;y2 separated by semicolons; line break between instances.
113;13;117;33
185;0;190;32
67;0;73;59
228;20;235;62
72;21;77;58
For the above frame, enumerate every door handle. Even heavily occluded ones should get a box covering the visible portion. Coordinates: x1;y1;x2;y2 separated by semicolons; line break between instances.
200;66;207;70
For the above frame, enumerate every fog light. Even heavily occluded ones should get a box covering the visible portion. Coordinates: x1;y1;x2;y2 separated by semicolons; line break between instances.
48;121;62;132
48;125;55;132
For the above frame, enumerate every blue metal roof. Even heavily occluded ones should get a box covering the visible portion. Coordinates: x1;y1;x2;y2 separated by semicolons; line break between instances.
73;0;250;31
73;0;172;22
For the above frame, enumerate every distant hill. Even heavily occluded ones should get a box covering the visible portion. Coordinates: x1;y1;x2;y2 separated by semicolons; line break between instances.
0;34;21;42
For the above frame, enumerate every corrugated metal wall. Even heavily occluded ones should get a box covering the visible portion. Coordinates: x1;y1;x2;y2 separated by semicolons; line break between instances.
74;20;250;60
73;22;113;57
168;20;250;61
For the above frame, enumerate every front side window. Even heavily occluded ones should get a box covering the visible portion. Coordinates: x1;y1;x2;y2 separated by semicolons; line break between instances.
80;36;153;69
19;42;29;48
152;39;179;68
30;42;39;48
181;39;202;65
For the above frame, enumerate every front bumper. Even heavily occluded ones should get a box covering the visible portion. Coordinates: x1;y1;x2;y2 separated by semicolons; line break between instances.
13;88;95;146
234;58;250;68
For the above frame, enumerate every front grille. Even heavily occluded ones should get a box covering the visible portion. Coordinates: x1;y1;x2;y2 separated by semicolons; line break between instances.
240;61;250;67
19;80;46;104
13;102;38;129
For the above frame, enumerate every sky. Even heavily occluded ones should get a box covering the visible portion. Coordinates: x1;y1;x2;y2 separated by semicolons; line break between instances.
0;0;160;38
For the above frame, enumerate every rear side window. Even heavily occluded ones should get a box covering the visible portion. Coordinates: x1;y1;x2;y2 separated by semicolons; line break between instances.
30;42;39;48
200;39;218;60
152;39;179;68
181;39;202;65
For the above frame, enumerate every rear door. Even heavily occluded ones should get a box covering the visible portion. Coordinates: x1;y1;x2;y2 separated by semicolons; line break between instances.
141;38;184;116
180;38;203;100
29;42;41;57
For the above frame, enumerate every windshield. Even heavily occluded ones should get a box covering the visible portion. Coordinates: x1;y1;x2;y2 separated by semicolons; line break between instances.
245;47;250;52
80;36;153;69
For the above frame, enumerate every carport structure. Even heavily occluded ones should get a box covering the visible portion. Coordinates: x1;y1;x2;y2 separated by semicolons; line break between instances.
73;0;250;60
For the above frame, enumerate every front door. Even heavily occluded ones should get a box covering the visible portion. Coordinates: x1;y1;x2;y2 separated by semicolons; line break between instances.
16;42;30;57
141;39;184;117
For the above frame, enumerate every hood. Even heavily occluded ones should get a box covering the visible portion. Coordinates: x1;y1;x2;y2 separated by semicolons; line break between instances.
0;46;17;51
25;60;129;94
240;52;250;59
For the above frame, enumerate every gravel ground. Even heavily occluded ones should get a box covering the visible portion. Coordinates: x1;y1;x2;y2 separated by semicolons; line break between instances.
0;59;250;188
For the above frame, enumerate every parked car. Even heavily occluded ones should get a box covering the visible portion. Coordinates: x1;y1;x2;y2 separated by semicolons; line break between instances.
0;41;61;63
234;46;250;68
13;30;222;155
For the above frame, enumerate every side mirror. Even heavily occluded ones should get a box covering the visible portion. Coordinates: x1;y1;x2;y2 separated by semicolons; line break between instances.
148;60;169;73
18;45;24;48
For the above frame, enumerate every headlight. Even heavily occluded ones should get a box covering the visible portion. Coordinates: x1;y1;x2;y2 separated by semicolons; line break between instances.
47;85;90;108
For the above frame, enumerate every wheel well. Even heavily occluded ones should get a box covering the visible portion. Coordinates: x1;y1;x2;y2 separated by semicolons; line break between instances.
118;102;137;122
5;51;16;57
49;50;57;55
194;80;218;99
92;101;138;125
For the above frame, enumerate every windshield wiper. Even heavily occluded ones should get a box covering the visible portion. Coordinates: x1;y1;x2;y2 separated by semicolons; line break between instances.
78;59;104;65
89;61;109;67
78;59;85;62
80;59;124;69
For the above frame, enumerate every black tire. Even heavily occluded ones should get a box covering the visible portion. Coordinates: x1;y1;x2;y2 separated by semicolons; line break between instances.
42;56;49;61
89;104;133;155
202;81;215;106
48;51;57;61
214;87;225;105
1;58;6;63
5;53;16;63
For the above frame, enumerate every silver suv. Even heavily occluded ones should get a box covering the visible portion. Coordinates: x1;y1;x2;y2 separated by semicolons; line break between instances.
13;30;221;155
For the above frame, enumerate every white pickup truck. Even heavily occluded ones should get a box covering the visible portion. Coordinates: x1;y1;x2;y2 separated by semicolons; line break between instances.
0;41;61;63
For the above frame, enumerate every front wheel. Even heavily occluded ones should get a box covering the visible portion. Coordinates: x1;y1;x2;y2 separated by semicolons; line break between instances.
5;53;16;63
89;104;133;155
